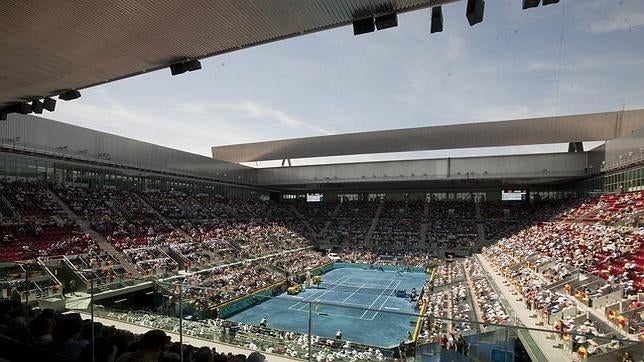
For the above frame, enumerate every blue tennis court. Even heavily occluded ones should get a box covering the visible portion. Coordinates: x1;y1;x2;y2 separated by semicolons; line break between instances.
228;266;427;346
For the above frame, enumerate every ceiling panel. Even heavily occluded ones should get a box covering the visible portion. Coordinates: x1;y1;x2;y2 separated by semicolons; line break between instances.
0;0;460;108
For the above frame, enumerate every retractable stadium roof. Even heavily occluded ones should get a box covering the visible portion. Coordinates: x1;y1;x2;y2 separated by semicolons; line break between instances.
211;109;644;162
0;0;460;109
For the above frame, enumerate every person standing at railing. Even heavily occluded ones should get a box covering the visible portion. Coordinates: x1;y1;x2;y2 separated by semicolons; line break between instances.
69;279;76;297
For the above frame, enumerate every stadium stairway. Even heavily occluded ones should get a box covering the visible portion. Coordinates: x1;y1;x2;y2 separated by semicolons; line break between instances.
619;209;644;227
476;223;486;246
132;192;194;241
418;202;430;248
478;251;640;358
289;204;317;238
463;258;485;325
46;188;141;278
317;203;342;240
476;254;574;361
0;194;18;217
364;200;384;245
419;222;428;248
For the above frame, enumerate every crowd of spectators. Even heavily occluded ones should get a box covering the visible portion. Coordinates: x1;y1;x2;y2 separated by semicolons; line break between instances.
107;309;389;361
66;251;128;283
3;180;644;358
55;186;168;239
0;299;267;362
479;196;643;359
417;260;475;344
558;192;644;226
0;182;99;262
179;262;281;311
485;221;643;295
334;248;432;267
322;201;379;245
428;219;477;250
265;250;330;275
464;259;509;326
122;246;178;276
371;218;422;248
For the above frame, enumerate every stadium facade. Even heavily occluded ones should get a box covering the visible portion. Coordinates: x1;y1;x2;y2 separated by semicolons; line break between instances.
1;110;643;202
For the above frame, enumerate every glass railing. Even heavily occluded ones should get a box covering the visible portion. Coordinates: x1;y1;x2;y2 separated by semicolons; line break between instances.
87;285;642;362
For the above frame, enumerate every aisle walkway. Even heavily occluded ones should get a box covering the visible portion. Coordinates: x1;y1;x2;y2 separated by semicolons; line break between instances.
476;254;575;362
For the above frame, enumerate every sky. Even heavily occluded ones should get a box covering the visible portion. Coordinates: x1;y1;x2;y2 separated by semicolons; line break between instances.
46;0;644;167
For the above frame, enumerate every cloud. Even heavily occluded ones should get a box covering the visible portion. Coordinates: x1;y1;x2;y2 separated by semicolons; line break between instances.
50;90;337;157
584;1;644;34
173;101;333;136
522;55;644;73
50;93;252;157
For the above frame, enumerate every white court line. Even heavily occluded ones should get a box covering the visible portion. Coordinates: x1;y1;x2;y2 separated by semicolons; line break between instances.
340;283;366;303
291;277;349;307
287;308;375;321
358;279;395;320
295;276;355;310
295;281;360;312
384;307;400;310
363;279;401;321
288;276;350;310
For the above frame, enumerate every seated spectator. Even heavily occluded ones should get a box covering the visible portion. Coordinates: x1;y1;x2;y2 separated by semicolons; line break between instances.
115;329;169;362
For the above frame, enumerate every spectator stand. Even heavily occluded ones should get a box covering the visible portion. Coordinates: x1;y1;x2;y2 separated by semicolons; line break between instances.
63;252;128;290
122;246;179;277
480;241;641;359
0;260;62;303
571;275;624;310
603;295;644;340
93;307;390;361
291;201;338;238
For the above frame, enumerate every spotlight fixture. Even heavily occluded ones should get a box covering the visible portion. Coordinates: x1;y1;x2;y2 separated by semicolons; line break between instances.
186;60;202;71
431;6;443;33
169;59;202;76
59;89;81;101
375;13;398;30
170;63;186;75
18;103;32;114
466;0;485;26
353;17;375;35
31;99;44;114
522;0;540;9
5;103;32;114
542;0;559;5
43;97;56;112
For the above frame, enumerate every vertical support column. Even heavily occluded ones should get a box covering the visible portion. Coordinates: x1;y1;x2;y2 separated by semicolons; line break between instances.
504;326;509;362
91;278;95;362
179;283;184;362
308;301;312;362
24;264;29;322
